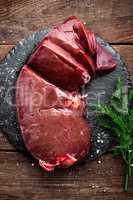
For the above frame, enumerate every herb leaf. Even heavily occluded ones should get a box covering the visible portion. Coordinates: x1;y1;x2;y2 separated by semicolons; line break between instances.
97;78;133;192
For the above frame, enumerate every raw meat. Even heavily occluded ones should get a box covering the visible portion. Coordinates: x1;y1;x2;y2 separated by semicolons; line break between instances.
16;65;90;171
27;16;116;91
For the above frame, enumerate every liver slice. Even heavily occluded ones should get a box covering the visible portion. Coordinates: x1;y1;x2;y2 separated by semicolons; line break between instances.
16;16;116;171
16;65;90;171
28;16;116;91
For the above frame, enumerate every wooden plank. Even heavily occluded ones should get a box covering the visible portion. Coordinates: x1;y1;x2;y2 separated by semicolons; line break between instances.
113;45;133;81
0;45;133;199
0;45;14;60
0;130;14;150
0;152;132;200
0;44;133;150
0;0;132;44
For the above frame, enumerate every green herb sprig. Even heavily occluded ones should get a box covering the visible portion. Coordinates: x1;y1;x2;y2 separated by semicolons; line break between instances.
97;78;133;192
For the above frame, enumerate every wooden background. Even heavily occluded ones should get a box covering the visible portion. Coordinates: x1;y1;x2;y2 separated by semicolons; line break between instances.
0;0;133;199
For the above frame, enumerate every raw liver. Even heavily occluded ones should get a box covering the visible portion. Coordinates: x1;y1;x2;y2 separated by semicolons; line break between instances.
28;16;116;91
16;65;90;171
15;17;117;171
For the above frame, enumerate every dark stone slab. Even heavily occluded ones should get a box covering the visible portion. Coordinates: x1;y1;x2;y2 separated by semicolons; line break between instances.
83;36;131;160
0;30;131;160
0;29;50;152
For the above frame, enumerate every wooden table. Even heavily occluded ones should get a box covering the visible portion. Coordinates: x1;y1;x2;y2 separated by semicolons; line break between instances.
0;0;133;199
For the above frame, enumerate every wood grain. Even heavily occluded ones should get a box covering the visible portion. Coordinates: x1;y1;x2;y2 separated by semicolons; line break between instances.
0;130;14;151
0;1;133;199
0;0;132;44
0;44;133;199
0;45;14;60
0;152;132;200
0;5;133;196
114;45;133;81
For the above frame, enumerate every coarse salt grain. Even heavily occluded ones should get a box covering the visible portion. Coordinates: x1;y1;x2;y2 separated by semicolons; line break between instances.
97;160;101;164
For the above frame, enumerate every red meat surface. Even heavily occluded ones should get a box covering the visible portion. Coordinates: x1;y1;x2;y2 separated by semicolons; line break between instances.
28;16;116;91
16;65;90;171
16;16;117;171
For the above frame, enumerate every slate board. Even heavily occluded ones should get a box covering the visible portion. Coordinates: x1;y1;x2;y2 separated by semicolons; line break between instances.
0;29;131;160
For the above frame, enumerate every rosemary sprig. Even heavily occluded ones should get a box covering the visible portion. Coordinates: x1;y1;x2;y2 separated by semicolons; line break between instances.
97;78;133;192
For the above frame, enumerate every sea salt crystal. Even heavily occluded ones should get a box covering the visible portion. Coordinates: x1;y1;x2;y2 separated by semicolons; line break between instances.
90;184;99;189
97;160;101;164
91;185;95;189
96;149;100;154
